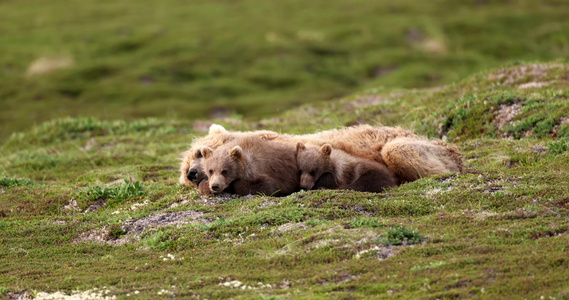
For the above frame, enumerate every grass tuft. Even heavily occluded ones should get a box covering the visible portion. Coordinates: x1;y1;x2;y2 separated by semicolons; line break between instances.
381;226;424;246
348;217;384;229
548;139;569;155
0;177;34;188
78;180;147;209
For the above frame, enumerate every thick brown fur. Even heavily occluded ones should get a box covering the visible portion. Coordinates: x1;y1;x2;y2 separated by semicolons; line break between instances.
296;142;398;193
180;124;463;192
381;137;463;182
290;125;420;165
201;135;299;196
274;125;463;182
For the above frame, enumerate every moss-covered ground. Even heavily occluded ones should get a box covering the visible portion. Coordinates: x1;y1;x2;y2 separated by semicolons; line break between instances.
1;63;569;299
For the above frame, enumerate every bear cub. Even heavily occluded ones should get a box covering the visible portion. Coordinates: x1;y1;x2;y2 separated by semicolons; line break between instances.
201;135;300;196
296;142;398;193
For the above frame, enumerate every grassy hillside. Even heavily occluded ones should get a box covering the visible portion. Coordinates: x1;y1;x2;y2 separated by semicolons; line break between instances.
2;0;569;140
1;63;569;299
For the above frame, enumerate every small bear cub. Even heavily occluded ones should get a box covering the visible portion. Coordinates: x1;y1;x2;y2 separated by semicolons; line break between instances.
201;135;299;196
295;142;398;193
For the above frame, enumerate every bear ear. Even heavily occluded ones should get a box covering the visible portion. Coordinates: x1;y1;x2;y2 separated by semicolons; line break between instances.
194;148;203;159
201;147;214;159
229;146;243;160
296;142;306;152
320;144;332;156
208;124;227;135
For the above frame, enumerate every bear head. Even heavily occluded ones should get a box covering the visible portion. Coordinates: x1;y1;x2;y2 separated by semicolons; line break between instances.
179;124;229;187
201;145;246;194
295;142;335;190
179;148;209;187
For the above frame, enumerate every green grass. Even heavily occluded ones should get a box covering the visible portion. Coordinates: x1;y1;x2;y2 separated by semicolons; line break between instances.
2;62;569;298
381;226;424;246
3;0;569;297
78;179;147;209
1;0;569;140
0;177;35;188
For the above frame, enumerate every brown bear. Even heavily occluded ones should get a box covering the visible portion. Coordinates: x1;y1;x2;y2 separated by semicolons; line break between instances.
179;124;411;188
179;124;280;189
180;124;463;194
200;135;299;196
295;142;398;193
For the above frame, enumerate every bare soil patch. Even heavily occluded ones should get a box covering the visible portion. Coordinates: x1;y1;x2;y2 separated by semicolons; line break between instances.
122;210;208;235
493;103;523;131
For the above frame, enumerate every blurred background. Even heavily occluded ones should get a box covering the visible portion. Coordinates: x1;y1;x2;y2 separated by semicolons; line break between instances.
1;0;568;141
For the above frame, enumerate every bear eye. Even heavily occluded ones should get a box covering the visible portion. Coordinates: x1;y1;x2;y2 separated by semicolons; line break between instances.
195;150;202;159
310;170;316;176
209;169;213;175
221;170;228;176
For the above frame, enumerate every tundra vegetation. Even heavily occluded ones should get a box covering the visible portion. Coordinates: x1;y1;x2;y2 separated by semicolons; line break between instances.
1;62;569;299
1;0;569;299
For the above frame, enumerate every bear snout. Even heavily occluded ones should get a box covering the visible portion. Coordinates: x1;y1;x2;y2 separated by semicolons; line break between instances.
299;176;314;190
211;183;222;191
187;168;198;180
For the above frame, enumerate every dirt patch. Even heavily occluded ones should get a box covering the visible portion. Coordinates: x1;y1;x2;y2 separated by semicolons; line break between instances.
21;288;115;300
75;227;132;246
376;246;399;260
198;193;256;206
75;210;209;245
5;291;33;300
84;199;107;213
355;245;399;260
260;198;279;208
63;199;80;211
122;210;208;235
488;64;566;85
493;103;523;131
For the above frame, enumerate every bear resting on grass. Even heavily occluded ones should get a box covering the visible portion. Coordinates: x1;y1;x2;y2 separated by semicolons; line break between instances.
178;124;279;191
296;142;398;192
179;124;463;196
200;135;299;196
